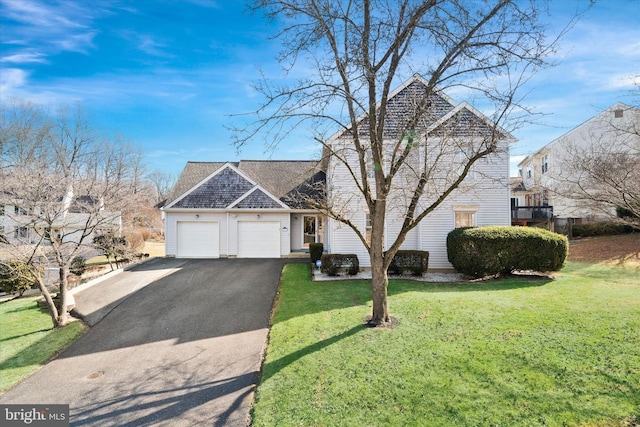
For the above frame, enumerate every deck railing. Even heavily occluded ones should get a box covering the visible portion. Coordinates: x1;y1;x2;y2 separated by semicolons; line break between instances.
511;206;553;221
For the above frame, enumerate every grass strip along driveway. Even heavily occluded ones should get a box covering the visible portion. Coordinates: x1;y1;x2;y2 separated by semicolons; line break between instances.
253;263;640;426
0;297;85;393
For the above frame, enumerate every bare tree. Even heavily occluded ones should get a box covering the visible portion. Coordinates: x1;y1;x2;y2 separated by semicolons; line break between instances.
233;0;578;325
147;170;177;207
545;85;640;228
0;101;146;327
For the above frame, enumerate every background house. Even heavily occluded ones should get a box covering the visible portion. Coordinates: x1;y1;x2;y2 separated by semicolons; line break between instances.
516;103;640;230
0;193;120;248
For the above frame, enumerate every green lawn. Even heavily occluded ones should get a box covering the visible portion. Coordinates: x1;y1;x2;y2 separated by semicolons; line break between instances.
0;297;86;393
253;262;640;426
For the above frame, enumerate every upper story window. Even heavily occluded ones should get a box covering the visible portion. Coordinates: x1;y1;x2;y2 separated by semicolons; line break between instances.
455;148;476;180
0;205;4;216
15;206;28;216
541;154;549;174
526;164;533;179
15;226;29;239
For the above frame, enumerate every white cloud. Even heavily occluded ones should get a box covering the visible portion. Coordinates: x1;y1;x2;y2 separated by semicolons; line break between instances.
617;41;640;57
0;68;28;95
0;52;47;64
0;0;99;55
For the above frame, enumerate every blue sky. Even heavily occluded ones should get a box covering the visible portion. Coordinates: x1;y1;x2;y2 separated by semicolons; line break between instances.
1;0;639;178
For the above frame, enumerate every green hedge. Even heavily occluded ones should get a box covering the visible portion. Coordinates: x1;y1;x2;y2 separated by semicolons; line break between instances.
320;254;359;276
309;243;324;263
572;222;634;237
387;250;429;276
447;226;568;277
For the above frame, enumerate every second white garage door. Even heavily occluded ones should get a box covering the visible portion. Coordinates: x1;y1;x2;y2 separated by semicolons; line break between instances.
237;221;281;258
176;221;220;258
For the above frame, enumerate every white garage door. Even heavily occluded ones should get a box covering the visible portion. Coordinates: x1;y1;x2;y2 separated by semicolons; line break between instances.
177;221;219;258
238;221;281;258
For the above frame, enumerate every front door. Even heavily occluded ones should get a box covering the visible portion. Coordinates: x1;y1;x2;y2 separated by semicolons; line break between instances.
303;215;317;247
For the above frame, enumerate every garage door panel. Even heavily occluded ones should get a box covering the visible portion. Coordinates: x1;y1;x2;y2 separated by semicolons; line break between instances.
238;221;280;258
177;221;219;258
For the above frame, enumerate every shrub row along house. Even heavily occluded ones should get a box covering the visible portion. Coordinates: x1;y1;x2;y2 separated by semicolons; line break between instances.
511;103;640;231
163;75;513;269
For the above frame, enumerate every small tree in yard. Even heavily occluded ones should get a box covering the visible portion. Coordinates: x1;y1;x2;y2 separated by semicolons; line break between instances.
233;0;580;326
93;233;129;270
0;101;146;327
0;261;38;297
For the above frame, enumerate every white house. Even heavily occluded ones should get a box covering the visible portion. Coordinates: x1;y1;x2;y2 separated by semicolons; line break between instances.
517;103;640;223
323;75;513;269
0;193;121;248
163;75;514;270
162;161;327;259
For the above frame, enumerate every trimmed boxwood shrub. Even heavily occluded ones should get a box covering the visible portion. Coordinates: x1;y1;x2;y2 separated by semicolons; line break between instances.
320;254;359;276
572;222;634;237
309;242;324;263
447;226;568;277
388;250;429;276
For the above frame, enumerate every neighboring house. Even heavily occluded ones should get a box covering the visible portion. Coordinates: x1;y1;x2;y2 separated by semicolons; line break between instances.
0;193;121;247
509;176;553;227
164;75;513;270
516;103;639;226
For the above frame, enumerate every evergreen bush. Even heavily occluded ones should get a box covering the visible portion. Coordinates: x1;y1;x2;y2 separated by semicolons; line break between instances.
447;226;568;277
388;250;429;276
320;254;359;276
309;243;324;263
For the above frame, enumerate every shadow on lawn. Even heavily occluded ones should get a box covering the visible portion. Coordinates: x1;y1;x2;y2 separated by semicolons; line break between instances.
275;264;553;323
260;325;366;384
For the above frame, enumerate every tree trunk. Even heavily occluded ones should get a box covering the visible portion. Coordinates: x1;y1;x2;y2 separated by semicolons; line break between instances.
368;202;390;325
36;279;62;328
56;266;69;327
369;253;390;325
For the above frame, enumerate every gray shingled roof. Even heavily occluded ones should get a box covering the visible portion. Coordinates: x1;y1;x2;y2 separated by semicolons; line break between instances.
166;160;326;209
349;79;456;139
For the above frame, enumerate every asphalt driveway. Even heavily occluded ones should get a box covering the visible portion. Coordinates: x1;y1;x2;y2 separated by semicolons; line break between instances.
0;258;289;426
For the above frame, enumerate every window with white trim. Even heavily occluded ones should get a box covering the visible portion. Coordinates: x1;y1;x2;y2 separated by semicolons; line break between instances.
15;226;29;239
453;205;478;228
541;154;548;174
365;212;372;244
455;148;476;180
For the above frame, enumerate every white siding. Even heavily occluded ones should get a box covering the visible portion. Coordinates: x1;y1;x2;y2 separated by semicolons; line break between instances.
327;136;511;270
